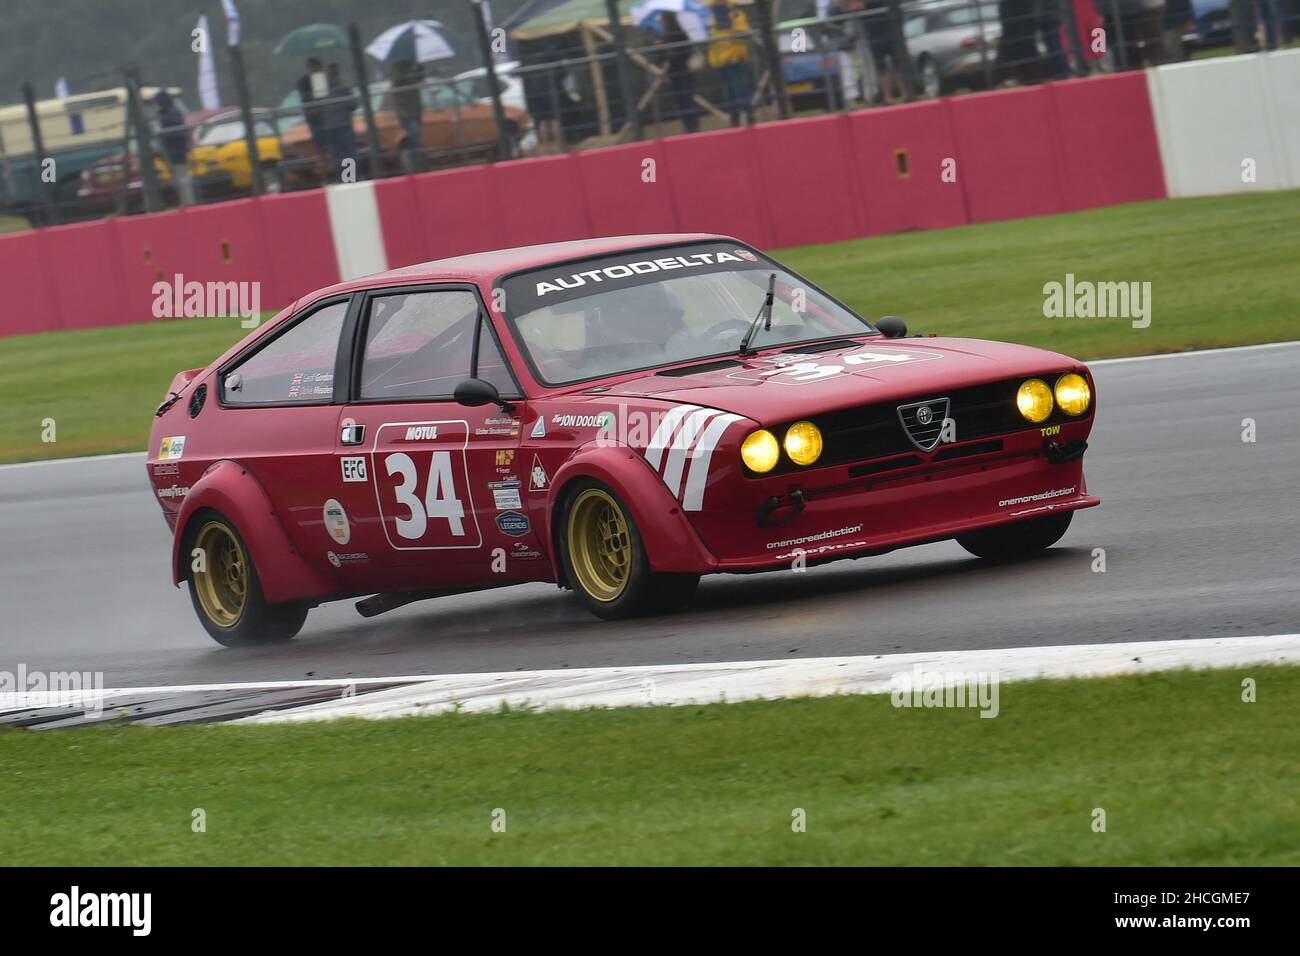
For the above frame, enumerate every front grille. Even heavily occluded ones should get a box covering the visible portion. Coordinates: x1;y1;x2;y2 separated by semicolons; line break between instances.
749;374;1089;477
897;397;950;451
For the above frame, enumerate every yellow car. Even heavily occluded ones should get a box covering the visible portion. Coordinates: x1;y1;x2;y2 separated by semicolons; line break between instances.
179;108;285;195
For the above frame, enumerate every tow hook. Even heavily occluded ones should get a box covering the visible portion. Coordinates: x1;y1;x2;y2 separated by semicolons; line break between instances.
758;488;807;527
1045;439;1087;464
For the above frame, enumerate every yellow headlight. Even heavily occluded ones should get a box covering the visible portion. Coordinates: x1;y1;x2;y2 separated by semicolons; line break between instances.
1055;373;1091;417
741;429;780;473
1016;378;1054;423
783;421;823;466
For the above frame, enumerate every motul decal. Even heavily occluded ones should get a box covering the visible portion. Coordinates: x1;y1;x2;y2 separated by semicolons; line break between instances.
643;404;744;511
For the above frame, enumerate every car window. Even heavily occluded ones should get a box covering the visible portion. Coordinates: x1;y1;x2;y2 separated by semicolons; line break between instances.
360;290;512;400
504;243;872;385
904;15;928;37
224;300;347;405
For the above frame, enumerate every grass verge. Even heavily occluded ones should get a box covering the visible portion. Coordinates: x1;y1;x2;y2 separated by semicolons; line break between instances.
1;665;1295;865
2;190;1297;464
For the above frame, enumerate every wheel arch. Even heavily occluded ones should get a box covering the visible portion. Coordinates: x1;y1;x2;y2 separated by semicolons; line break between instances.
170;459;337;604
544;443;717;582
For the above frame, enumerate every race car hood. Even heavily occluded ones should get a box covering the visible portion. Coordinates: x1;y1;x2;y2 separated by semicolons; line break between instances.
595;337;1089;424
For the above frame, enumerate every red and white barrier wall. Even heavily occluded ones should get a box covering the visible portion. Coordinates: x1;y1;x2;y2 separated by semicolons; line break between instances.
1;54;1294;338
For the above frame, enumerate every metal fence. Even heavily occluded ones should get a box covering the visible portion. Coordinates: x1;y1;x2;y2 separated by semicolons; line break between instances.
3;0;1297;228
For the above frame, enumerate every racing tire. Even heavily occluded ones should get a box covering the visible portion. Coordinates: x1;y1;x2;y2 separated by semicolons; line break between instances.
956;510;1074;562
558;480;699;621
184;511;308;647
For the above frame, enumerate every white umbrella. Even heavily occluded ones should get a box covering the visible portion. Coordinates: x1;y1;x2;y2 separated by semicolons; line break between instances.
365;20;458;64
630;0;714;44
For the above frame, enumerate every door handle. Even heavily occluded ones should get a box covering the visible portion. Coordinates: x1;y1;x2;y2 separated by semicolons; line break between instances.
341;423;365;445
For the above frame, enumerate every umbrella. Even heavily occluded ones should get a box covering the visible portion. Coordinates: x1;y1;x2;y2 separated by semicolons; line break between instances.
630;0;714;43
273;23;350;56
365;20;460;64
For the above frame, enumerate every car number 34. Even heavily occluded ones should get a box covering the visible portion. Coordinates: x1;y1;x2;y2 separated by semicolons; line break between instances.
379;451;482;549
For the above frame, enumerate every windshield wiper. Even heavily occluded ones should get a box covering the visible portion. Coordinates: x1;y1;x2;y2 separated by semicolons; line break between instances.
738;272;776;357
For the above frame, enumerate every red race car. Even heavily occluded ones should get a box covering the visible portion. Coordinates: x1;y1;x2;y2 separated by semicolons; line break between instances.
149;234;1099;646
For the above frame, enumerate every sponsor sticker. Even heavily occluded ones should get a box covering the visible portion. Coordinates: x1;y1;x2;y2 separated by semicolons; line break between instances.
327;550;369;567
998;486;1076;508
403;425;439;440
156;485;190;500
496;511;530;537
766;524;864;551
341;456;368;482
490;480;523;511
152;462;179;477
551;412;614;429
496;449;515;467
529;455;549;492
323;498;351;544
158;436;186;460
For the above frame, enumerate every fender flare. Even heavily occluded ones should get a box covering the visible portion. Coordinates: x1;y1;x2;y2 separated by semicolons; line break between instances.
543;442;718;576
170;459;337;604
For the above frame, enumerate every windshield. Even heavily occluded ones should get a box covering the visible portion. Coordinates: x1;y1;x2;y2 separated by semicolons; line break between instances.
499;242;876;385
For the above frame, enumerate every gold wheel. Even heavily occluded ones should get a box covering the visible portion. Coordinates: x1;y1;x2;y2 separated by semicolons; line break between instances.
566;488;633;602
192;520;248;628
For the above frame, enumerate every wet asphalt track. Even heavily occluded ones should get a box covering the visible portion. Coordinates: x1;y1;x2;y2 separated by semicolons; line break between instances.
1;342;1297;689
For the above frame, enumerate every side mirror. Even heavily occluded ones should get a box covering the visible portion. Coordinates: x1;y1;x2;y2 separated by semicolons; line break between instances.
876;315;908;339
453;378;501;408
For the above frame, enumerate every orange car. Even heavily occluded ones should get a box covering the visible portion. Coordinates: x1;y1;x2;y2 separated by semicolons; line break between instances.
280;77;533;178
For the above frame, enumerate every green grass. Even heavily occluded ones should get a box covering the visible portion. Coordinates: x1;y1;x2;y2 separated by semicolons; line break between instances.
1;666;1296;865
0;318;254;461
2;190;1297;464
0;214;31;235
779;190;1300;360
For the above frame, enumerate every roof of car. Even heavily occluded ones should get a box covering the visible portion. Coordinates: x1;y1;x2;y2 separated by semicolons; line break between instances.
316;233;730;299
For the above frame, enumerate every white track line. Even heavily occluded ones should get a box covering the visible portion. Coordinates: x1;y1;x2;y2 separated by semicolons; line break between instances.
5;635;1294;719
207;633;1293;723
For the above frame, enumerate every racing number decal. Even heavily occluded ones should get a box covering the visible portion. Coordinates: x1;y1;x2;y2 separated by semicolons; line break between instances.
371;421;482;550
730;347;943;385
385;452;466;540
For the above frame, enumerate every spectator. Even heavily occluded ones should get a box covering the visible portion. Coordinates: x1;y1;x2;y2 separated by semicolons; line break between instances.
996;0;1039;83
389;59;425;172
1034;0;1069;78
321;63;358;181
520;37;564;155
296;57;329;159
659;13;700;134
153;90;194;207
864;0;901;103
1107;0;1167;66
709;1;754;126
832;0;874;104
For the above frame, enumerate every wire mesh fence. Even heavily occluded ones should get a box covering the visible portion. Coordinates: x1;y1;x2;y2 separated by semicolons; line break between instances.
3;0;1297;227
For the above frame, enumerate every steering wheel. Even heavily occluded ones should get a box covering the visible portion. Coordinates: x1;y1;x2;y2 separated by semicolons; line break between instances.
698;319;752;343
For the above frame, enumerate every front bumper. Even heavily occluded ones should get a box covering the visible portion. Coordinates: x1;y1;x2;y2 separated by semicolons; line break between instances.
689;423;1098;572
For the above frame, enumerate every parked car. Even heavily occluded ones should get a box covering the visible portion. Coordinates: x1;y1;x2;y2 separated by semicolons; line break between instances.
278;76;534;179
904;0;1002;99
75;108;283;212
778;18;856;109
453;61;539;153
148;234;1099;646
